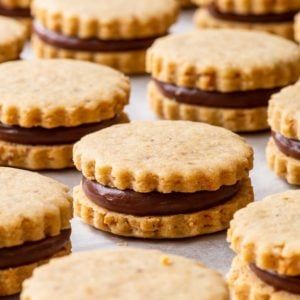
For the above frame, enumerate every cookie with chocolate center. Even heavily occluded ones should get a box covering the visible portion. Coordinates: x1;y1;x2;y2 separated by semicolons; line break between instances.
147;29;300;132
0;59;130;170
73;121;254;238
266;81;300;185
0;167;72;296
21;248;229;300
227;190;300;299
31;0;179;75
194;0;300;39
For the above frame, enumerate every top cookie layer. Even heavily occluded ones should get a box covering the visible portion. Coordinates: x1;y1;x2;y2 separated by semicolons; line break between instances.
228;190;300;276
147;29;300;92
73;121;253;193
0;0;31;8
0;59;130;128
32;0;179;39
193;0;300;14
21;248;229;300
0;167;72;248
269;82;300;140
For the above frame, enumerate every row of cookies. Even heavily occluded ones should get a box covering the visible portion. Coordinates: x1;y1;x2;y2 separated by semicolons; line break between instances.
2;166;299;299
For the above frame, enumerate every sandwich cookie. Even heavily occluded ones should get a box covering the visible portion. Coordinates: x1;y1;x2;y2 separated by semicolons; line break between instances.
0;59;130;170
227;190;300;299
267;81;300;185
194;0;300;39
0;167;72;296
0;0;32;36
0;15;26;61
31;0;179;74
73;121;254;239
147;29;300;132
21;248;229;300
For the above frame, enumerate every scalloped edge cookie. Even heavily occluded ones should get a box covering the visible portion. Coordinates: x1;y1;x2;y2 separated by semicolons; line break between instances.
148;81;269;132
266;138;300;185
0;243;71;296
194;8;294;40
32;35;147;75
227;256;297;300
73;177;253;238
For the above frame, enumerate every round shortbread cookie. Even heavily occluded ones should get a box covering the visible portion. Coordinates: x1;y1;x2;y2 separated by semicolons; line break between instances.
0;167;72;248
0;59;130;128
228;256;298;300
228;189;300;276
194;8;294;40
73;177;253;238
32;0;179;40
0;16;26;62
146;29;300;92
21;248;229;300
73;121;253;193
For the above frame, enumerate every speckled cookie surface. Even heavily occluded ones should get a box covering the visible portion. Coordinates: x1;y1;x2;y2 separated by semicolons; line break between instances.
0;16;26;62
73;121;253;193
0;59;130;128
21;248;229;300
32;0;179;39
0;167;72;248
228;256;299;300
228;190;300;276
268;82;300;140
147;29;300;92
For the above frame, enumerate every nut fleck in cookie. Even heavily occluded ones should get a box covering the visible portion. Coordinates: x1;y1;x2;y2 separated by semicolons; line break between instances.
194;0;300;39
0;16;26;61
0;59;130;170
267;81;300;185
147;29;300;132
0;167;72;296
227;190;300;299
21;248;229;300
73;121;254;239
31;0;179;75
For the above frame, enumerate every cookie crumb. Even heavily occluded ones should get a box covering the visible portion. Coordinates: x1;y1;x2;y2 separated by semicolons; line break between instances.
160;255;172;266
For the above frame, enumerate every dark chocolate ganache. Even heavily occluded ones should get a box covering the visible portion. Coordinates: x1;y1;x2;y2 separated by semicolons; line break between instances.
0;229;71;269
0;114;126;146
272;131;300;160
0;3;31;18
153;79;281;109
207;4;297;24
250;264;300;295
82;177;241;216
33;22;164;52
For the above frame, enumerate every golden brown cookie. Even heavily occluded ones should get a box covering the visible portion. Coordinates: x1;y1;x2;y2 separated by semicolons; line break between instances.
227;190;300;298
32;0;179;74
147;29;300;131
21;248;229;300
0;167;73;296
0;59;130;170
73;120;253;238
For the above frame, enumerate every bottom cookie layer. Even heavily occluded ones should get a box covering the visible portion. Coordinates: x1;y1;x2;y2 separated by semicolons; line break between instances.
227;256;297;300
0;140;73;170
148;81;268;132
73;177;253;239
32;35;147;75
266;138;300;185
194;9;294;40
0;242;71;296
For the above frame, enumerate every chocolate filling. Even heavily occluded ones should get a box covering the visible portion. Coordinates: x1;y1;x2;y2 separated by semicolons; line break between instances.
0;115;124;146
82;177;241;216
0;3;30;18
0;229;71;269
153;79;280;109
250;264;300;295
272;131;300;160
33;22;163;52
207;4;297;24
